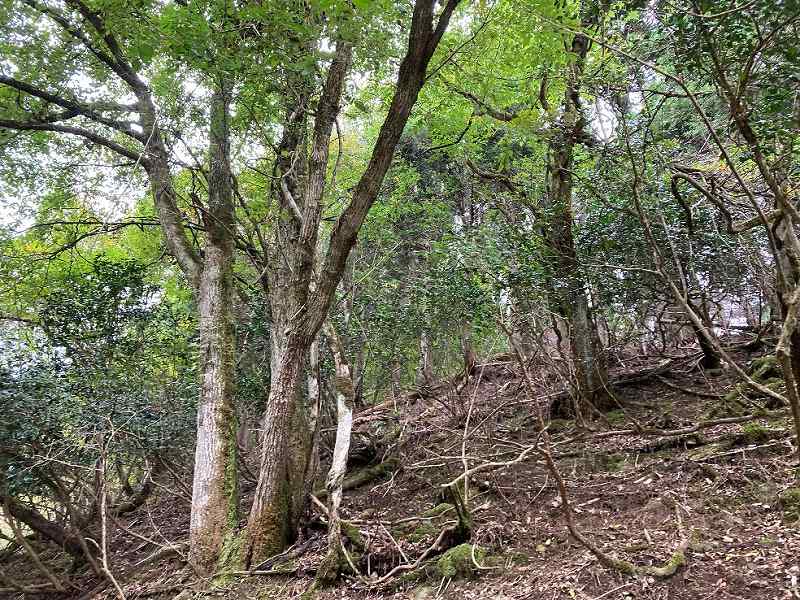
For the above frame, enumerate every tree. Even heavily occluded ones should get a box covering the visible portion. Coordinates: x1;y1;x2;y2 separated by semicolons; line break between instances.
0;0;239;573
241;0;464;565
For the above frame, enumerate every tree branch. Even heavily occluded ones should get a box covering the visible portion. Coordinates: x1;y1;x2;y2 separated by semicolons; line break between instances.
0;74;144;140
0;118;143;162
307;0;464;340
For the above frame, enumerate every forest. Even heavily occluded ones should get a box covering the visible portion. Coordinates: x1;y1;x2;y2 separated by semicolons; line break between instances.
0;0;799;598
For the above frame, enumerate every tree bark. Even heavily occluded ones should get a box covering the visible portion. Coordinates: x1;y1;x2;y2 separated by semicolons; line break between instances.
542;27;612;414
243;340;307;564
416;331;435;387
0;494;87;561
317;321;355;581
302;337;323;513
0;4;238;576
243;1;461;566
188;80;239;575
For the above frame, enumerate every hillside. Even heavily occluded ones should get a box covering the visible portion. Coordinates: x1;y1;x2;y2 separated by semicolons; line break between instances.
3;338;799;600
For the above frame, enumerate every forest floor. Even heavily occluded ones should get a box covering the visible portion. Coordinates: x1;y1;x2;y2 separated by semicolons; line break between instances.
3;337;800;600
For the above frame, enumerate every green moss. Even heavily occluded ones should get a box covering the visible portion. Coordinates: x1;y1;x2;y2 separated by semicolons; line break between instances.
750;355;780;380
507;550;530;565
434;483;472;544
394;506;452;543
340;521;365;551
421;503;454;518
406;523;438;543
779;487;800;523
225;435;239;528
647;550;685;577
548;418;573;432
605;410;626;425
714;356;787;410
761;378;784;393
390;545;496;590
209;419;241;585
741;422;770;443
240;485;292;565
604;557;636;575
312;522;365;590
596;452;626;472
722;384;750;408
758;536;777;547
435;544;485;579
214;533;243;584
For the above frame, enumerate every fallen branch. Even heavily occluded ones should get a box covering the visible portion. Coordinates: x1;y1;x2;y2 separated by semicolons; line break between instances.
367;524;458;585
313;458;399;501
250;536;317;572
0;582;60;594
2;503;66;592
656;375;724;399
586;410;787;440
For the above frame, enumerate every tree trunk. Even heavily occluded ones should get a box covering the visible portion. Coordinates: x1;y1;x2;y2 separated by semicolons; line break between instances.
188;81;239;575
688;300;721;369
317;321;355;582
303;337;322;504
542;29;612;415
461;322;477;380
416;331;435;387
242;2;460;566
242;338;307;565
545;146;611;413
0;494;87;561
567;289;610;411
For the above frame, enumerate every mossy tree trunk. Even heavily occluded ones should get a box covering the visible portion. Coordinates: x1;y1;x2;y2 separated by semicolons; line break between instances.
243;339;308;564
188;79;239;575
0;2;242;577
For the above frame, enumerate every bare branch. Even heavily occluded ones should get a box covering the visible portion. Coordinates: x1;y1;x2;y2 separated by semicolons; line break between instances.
0;74;144;140
0;118;143;162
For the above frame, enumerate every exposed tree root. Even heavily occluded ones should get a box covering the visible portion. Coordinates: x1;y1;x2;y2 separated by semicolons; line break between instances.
249;537;316;572
601;534;689;578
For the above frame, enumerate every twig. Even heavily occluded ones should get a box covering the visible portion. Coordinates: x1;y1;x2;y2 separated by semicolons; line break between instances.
366;525;457;585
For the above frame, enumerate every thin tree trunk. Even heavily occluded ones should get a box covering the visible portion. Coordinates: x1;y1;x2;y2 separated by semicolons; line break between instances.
318;321;355;581
303;337;322;506
416;331;435;387
568;290;610;411
542;26;611;414
461;322;477;380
